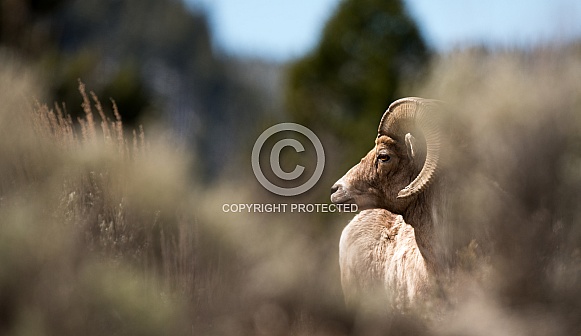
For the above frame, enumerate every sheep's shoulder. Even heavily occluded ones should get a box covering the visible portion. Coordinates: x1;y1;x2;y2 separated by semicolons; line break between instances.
339;209;402;304
339;209;429;307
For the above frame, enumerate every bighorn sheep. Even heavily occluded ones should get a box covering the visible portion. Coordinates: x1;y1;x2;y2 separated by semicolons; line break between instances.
331;97;453;308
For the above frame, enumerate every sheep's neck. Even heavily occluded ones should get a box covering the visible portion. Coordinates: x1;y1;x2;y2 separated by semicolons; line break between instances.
402;194;440;274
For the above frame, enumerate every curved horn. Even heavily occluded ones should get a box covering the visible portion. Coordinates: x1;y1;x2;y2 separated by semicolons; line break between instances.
378;97;443;199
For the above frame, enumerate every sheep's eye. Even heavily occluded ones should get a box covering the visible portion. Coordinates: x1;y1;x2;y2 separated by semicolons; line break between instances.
378;153;391;162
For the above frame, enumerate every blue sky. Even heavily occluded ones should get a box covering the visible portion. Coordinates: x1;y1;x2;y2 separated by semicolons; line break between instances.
186;0;581;61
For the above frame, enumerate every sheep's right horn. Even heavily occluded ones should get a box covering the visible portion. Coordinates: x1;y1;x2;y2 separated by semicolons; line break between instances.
378;97;443;199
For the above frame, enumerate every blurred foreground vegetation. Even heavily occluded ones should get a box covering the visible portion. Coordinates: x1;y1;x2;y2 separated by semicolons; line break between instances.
3;43;581;335
1;0;581;335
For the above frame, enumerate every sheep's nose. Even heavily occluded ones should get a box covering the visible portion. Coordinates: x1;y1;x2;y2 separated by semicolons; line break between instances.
331;184;340;195
330;183;347;204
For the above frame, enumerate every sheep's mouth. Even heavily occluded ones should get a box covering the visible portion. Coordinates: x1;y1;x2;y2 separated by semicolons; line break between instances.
331;192;378;211
330;193;354;205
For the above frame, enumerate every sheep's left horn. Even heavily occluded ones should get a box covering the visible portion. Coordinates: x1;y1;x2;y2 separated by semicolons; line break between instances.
378;97;443;199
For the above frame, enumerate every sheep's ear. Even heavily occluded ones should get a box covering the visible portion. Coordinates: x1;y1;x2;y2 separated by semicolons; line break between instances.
405;133;418;159
405;133;426;170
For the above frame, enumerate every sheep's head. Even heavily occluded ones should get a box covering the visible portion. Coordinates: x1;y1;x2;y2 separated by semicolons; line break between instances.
330;97;444;214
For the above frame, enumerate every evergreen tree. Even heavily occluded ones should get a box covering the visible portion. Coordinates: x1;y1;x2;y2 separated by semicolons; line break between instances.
286;0;429;161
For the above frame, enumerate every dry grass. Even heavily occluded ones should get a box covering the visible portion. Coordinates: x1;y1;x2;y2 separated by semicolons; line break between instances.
0;55;195;335
33;81;145;155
